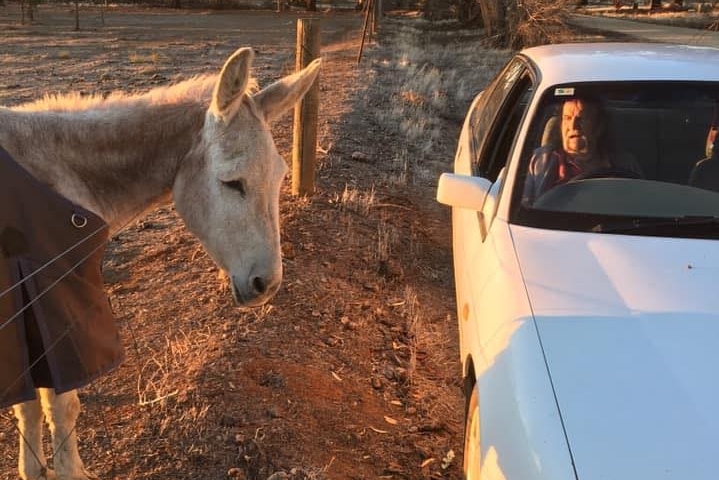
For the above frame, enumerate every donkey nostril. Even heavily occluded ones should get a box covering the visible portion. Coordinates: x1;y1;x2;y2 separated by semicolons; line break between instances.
252;276;267;295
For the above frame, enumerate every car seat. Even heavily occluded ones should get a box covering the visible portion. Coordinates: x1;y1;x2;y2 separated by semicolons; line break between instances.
541;115;560;149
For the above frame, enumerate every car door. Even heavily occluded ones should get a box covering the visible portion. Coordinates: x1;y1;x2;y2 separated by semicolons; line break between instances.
454;58;573;480
453;58;535;370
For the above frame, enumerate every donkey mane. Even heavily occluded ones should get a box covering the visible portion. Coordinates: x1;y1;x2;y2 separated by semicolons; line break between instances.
13;73;258;113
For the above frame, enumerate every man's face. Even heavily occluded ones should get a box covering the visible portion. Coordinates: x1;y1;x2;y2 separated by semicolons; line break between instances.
561;99;600;157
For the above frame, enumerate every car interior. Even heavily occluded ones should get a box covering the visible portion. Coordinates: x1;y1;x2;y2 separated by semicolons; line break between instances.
535;94;716;186
512;82;719;234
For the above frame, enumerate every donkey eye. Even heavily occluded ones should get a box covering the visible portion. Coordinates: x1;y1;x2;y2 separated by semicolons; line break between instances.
223;179;246;197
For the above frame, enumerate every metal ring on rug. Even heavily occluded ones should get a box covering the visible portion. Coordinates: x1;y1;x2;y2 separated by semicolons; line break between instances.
71;213;88;228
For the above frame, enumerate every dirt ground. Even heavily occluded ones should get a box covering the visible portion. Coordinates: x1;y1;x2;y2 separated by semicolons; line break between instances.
0;5;464;480
0;4;626;479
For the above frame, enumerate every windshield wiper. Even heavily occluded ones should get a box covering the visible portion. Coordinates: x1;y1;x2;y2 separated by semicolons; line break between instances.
592;216;719;235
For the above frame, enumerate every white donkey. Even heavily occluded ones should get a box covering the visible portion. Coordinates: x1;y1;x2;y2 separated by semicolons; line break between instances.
0;47;320;480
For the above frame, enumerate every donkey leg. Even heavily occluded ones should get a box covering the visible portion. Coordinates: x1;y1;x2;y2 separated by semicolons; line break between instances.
13;394;56;480
39;389;97;480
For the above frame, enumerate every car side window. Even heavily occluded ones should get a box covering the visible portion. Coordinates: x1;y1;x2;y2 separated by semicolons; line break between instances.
469;59;534;181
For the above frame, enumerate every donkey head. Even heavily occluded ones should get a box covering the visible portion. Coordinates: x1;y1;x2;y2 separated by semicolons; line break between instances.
173;48;320;307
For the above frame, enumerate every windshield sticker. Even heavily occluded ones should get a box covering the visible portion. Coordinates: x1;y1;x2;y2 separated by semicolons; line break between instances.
554;87;575;96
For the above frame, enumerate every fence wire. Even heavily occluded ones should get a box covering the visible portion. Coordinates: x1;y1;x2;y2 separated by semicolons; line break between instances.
1;212;143;479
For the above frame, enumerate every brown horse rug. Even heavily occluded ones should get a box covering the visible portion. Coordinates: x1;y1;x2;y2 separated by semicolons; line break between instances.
0;145;123;408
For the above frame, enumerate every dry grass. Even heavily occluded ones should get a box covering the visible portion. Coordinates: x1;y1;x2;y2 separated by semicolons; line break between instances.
344;19;515;474
128;51;163;64
368;18;510;185
334;184;376;215
0;8;520;479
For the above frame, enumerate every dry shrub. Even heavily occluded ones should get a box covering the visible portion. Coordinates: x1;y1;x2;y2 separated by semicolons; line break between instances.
509;0;572;48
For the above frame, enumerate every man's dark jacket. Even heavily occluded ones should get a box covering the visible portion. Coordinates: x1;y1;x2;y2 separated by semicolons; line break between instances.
0;146;123;408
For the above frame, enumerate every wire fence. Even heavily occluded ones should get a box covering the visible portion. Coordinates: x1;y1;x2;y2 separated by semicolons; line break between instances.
0;196;151;479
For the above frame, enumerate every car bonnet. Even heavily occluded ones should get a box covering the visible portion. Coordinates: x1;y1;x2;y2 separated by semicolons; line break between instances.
511;224;719;480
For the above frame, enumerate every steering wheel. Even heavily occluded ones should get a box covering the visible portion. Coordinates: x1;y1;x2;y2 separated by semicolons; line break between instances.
568;166;642;182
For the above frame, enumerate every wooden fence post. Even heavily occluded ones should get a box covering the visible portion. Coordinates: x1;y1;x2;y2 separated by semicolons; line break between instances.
292;18;321;196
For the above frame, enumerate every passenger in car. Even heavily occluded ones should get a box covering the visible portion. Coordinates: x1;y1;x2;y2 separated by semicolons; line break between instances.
688;122;719;192
523;95;643;205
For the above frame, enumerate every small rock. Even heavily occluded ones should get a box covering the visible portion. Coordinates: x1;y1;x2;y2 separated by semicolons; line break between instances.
227;467;245;479
351;151;371;162
363;282;379;292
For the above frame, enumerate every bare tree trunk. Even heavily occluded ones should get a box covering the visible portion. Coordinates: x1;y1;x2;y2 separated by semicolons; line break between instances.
478;0;506;43
305;0;316;11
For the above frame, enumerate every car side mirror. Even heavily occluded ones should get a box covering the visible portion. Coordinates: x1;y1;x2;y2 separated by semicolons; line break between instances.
436;173;492;210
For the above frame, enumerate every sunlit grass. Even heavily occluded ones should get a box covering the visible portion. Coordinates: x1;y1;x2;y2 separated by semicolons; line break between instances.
369;19;510;186
334;184;376;215
129;51;162;64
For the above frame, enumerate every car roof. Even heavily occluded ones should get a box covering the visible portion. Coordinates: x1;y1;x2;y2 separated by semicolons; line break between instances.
521;43;719;85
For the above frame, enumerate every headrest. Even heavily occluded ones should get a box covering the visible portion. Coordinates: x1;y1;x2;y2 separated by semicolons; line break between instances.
541;115;560;149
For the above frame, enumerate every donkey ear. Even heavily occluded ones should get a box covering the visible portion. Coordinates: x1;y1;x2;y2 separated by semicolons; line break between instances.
211;47;254;120
253;58;321;123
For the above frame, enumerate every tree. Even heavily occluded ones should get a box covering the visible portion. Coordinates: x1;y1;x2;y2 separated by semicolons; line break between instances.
478;0;507;43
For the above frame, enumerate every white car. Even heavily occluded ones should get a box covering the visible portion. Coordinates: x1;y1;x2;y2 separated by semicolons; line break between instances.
437;42;719;480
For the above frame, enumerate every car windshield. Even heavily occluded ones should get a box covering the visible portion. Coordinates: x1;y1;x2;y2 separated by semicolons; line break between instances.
511;81;719;238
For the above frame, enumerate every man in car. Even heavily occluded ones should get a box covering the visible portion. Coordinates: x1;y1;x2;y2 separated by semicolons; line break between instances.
688;122;719;191
523;95;642;205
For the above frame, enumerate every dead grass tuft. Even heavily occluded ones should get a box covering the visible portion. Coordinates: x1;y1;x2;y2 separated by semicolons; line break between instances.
335;184;376;215
369;18;510;185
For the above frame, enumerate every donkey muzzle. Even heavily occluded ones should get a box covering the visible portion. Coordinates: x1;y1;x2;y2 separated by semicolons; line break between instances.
231;272;281;307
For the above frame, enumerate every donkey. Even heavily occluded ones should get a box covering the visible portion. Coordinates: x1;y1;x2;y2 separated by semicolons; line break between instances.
0;47;320;480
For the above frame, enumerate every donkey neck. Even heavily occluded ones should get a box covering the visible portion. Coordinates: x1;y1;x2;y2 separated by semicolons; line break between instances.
0;100;207;233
